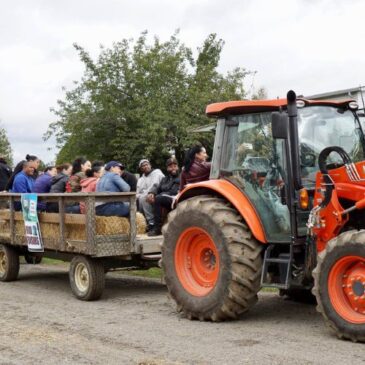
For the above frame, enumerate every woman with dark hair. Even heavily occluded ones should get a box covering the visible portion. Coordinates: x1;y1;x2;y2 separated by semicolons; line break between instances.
5;154;40;191
179;145;211;191
67;157;91;193
47;163;72;212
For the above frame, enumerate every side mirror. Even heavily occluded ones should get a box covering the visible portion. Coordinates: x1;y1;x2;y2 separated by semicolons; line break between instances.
272;112;289;139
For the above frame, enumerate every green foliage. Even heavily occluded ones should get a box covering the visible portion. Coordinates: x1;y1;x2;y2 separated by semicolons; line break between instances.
46;31;251;171
0;122;13;166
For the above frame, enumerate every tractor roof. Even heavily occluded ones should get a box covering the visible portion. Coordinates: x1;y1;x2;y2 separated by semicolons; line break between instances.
206;98;355;117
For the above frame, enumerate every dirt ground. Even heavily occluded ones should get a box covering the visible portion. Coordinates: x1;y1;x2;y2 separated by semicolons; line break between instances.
0;263;364;365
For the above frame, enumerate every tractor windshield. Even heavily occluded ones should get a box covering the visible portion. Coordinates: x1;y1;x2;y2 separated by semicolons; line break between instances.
298;106;365;187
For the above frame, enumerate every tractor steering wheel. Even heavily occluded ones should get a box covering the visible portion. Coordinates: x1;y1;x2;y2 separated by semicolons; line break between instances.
318;146;352;208
318;146;352;175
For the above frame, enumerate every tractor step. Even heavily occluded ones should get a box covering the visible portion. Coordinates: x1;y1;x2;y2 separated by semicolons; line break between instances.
261;245;292;289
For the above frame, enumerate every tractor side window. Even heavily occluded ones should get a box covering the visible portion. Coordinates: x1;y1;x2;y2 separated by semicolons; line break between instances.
222;112;291;242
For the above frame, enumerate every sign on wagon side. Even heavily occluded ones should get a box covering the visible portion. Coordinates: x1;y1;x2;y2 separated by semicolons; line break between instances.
21;193;43;252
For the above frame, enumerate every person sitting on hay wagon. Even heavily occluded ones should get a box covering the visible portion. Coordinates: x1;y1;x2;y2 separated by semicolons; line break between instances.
95;161;130;217
136;159;164;232
11;161;36;211
146;157;180;236
79;164;105;214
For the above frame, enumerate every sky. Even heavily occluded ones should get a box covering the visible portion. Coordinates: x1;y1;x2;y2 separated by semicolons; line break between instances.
0;0;365;165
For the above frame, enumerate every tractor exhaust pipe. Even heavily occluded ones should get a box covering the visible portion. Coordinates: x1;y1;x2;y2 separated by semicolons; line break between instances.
287;90;302;190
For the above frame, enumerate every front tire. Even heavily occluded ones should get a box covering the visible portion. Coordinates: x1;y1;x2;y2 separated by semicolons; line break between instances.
312;230;365;342
162;196;262;321
69;255;105;301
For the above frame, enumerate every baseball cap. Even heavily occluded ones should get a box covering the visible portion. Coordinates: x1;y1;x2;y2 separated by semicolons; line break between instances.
139;159;150;168
166;157;178;166
105;161;124;171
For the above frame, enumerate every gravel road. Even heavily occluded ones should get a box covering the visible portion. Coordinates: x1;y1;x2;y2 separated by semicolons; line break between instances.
0;263;364;365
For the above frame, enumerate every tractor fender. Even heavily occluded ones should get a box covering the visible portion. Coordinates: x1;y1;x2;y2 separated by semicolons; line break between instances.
177;180;267;243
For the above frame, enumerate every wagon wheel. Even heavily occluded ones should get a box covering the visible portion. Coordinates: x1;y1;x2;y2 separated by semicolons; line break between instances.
69;255;105;301
0;244;20;282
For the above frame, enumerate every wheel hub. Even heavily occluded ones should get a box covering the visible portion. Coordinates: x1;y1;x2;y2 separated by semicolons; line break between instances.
75;263;89;293
175;227;220;297
201;249;216;270
0;252;6;274
329;256;365;323
342;263;365;315
352;281;365;297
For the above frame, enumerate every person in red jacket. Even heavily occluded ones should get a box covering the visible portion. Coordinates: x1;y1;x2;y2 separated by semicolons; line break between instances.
180;145;211;191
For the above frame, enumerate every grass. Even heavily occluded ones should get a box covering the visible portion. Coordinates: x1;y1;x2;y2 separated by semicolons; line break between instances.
119;267;163;279
260;287;279;293
38;256;162;277
41;257;66;265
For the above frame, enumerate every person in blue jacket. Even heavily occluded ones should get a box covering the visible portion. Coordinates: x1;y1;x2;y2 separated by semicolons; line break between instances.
11;161;36;210
95;161;131;217
33;166;57;194
32;166;57;211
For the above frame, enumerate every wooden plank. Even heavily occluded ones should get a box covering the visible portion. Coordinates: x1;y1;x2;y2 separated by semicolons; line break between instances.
136;235;163;254
129;195;137;251
0;210;86;225
85;196;96;254
9;197;15;245
95;234;129;243
58;197;66;250
0;192;136;198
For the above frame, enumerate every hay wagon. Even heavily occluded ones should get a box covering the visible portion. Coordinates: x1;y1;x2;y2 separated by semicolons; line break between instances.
0;192;162;300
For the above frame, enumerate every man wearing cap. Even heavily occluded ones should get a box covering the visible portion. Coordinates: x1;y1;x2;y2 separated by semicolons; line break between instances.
137;159;164;230
95;161;130;217
146;157;180;236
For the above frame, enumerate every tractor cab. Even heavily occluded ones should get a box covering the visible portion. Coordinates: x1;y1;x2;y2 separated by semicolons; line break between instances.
207;94;363;244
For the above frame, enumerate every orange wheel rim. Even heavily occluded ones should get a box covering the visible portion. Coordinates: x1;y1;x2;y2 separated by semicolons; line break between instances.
328;255;365;324
175;227;220;297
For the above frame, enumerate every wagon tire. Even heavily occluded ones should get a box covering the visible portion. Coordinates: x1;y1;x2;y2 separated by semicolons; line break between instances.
69;255;105;301
312;230;365;342
162;196;262;321
0;244;20;282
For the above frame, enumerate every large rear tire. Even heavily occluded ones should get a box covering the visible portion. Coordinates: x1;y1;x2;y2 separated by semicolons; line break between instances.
162;196;262;321
0;244;19;282
312;230;365;342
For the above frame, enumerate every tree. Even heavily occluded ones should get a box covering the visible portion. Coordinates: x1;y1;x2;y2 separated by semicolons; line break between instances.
45;32;252;171
0;122;13;166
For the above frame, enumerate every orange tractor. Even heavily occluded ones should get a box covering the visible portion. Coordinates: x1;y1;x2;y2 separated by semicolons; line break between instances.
162;90;365;342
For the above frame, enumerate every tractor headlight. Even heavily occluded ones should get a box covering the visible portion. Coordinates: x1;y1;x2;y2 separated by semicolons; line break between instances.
296;100;306;108
349;101;358;110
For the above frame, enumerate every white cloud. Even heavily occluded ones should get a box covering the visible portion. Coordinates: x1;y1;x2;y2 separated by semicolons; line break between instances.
0;0;365;165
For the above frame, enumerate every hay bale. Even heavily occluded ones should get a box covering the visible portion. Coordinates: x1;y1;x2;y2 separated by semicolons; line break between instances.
136;212;147;234
0;210;148;242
